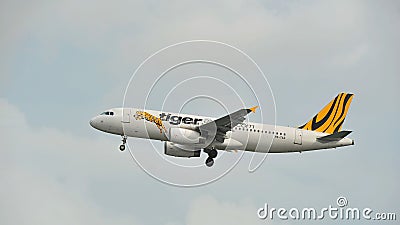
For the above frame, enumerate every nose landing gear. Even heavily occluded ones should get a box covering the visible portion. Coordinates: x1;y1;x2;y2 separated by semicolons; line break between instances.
204;148;218;167
119;135;127;151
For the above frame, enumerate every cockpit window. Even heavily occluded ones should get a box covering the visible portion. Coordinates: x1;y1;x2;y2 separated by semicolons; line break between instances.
100;111;114;116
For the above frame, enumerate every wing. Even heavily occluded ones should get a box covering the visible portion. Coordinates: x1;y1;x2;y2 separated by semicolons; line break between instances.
198;106;258;143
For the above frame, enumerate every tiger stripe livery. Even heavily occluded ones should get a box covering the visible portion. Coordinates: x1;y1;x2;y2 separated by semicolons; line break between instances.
298;93;354;134
134;111;167;134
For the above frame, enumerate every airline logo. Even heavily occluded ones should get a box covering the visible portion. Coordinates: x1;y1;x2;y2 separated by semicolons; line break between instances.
134;111;167;133
159;112;203;125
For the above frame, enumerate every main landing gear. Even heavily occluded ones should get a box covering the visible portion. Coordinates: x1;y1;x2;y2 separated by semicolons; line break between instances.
204;148;218;167
119;136;127;151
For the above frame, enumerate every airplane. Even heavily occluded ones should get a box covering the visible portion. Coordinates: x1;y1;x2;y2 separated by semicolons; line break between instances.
90;92;354;167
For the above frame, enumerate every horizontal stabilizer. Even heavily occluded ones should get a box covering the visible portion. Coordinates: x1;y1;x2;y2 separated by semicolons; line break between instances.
317;130;352;142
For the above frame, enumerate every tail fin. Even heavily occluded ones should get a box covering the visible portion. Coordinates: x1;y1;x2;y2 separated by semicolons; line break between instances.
298;93;354;134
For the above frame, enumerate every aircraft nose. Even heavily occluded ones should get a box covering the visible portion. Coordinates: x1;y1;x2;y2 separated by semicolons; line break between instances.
89;119;95;127
89;117;101;129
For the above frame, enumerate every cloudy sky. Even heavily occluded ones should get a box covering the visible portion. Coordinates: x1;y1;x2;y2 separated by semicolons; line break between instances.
1;0;399;224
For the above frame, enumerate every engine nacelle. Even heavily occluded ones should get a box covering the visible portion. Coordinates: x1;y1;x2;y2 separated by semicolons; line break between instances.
168;127;203;145
164;141;201;158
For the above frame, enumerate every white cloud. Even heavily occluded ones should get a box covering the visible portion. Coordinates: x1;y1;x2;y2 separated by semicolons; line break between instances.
0;98;140;225
186;195;295;225
186;196;262;225
0;165;139;225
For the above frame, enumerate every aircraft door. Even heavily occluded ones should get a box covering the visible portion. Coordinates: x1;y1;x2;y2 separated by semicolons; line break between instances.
122;108;131;123
294;129;302;145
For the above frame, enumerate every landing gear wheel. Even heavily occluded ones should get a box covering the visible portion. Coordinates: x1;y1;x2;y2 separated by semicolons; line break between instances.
205;157;214;167
204;148;217;167
119;135;127;151
204;148;218;158
208;149;218;158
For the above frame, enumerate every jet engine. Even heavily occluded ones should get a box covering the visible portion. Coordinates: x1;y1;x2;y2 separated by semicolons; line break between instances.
168;127;204;145
164;141;201;158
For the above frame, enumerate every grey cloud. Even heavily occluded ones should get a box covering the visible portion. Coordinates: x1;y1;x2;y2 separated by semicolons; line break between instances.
1;0;399;224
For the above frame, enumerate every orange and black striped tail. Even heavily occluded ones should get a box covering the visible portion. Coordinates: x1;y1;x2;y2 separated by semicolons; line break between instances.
298;93;354;134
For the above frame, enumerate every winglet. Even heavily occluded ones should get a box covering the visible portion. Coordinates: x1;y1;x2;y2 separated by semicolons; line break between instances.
249;106;259;113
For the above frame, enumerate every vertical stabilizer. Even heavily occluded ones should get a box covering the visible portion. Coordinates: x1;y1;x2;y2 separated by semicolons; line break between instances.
298;93;354;134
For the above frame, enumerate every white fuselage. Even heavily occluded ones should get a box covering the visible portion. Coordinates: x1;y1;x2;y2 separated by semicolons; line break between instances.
90;108;354;153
